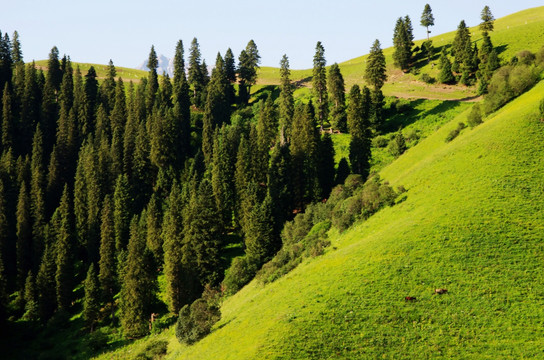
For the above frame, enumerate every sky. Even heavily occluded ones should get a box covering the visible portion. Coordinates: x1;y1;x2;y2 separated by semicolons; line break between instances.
1;0;542;70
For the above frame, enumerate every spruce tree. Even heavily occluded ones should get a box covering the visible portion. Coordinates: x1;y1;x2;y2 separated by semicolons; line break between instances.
84;66;99;135
317;132;336;198
173;49;192;163
120;216;156;338
312;41;328;129
420;4;435;41
188;38;205;108
100;60;117;114
113;174;131;252
364;40;387;91
30;126;46;271
224;48;236;106
393;17;413;71
2;83;13;151
184;179;223;286
36;243;57;320
55;185;74;311
11;31;23;64
480;6;495;33
328;63;347;132
23;271;38;320
452;20;471;62
347;85;371;177
245;193;276;264
163;182;188;313
146;194;162;264
278;55;294;140
47;46;62;92
438;52;455;84
83;263;100;332
16;181;31;290
98;196;116;309
237;40;260;104
267;139;293;230
173;40;185;87
146;45;159;112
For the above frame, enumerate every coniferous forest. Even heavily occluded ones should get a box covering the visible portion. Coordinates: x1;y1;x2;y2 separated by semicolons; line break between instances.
1;3;544;358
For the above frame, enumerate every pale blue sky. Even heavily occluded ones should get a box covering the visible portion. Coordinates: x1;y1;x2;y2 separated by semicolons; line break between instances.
1;1;542;70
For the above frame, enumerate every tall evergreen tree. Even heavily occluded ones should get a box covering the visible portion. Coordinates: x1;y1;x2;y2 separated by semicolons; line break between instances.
83;66;99;136
16;181;31;289
312;42;328;129
11;30;23;64
317;132;336;198
237;40;260;105
2;83;13;151
438;51;455;84
184;179;223;286
55;185;74;311
480;6;495;33
328;63;347;132
36;243;56;320
347;85;371;177
146;45;159;112
420;4;435;41
267;139;293;230
120;216;156;338
364;40;387;91
163;182;189;314
113;174;131;252
452;20;471;63
393;17;413;71
224;48;236;106
83;263;100;331
278;55;294;140
100;60;117;114
145;194;162;264
188;38;205;108
98;195;116;308
47;46;62;92
245;193;276;263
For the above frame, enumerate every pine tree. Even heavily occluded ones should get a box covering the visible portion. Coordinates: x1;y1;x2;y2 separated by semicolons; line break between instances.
328;63;347;132
224;48;236;106
0;32;13;91
184;179;223;286
47;46;62;92
290;102;319;206
98;195;116;309
16;181;31;290
421;4;435;41
36;243;57;320
55;185;74;311
438;52;455;84
202;53;230;165
145;194;162;264
11;31;23;64
146;45;159;112
480;6;495;33
347;85;371;177
30;126;46;272
312;41;328;129
393;17;413;71
452;20;471;62
19;63;42;155
83;263;100;331
113;174;131;252
100;60;117;113
267;137;293;227
131;121;153;211
278;55;294;140
257;94;278;149
83;66;99;136
237;40;260;105
188;38;205;108
2;83;14;151
173;40;185;87
23;271;38;320
364;40;387;91
245;193;276;264
317;132;336;198
163;182;188;313
173;46;192;163
120;216;156;338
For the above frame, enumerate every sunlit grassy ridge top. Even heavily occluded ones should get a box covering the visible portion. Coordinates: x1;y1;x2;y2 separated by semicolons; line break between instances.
154;81;544;360
34;60;149;83
257;6;544;100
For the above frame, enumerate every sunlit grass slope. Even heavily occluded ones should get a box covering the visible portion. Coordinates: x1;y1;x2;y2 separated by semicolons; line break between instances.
140;80;544;359
257;6;544;100
34;60;149;83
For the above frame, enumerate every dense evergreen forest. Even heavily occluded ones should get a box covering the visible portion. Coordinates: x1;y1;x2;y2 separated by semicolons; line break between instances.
2;3;543;357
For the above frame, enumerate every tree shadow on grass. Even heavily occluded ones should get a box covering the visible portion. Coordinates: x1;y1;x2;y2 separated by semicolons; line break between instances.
252;85;280;104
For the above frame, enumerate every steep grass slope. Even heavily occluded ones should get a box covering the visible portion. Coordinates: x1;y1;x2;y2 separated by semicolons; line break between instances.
150;80;544;359
257;6;544;100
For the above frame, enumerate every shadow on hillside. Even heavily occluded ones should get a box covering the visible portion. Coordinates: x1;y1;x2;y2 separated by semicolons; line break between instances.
252;85;280;103
382;99;462;133
294;76;312;88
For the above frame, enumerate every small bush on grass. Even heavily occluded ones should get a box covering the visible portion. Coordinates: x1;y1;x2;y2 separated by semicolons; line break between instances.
445;122;466;142
420;73;435;84
175;299;220;345
467;104;483;128
222;256;258;296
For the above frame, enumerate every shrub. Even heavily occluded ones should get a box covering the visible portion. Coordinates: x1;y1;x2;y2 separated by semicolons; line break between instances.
467;104;483;128
420;73;435;84
85;328;109;351
136;340;168;359
372;135;389;148
388;132;407;157
175;299;221;345
516;50;536;66
221;256;258;296
445;122;466;142
484;64;539;113
151;313;176;334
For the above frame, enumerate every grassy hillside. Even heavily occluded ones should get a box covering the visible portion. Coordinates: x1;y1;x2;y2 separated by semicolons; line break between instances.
160;84;544;360
33;60;149;83
257;6;544;101
94;81;544;359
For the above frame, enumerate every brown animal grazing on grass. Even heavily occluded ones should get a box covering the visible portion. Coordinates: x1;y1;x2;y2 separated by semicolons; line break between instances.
405;296;417;301
434;288;448;295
